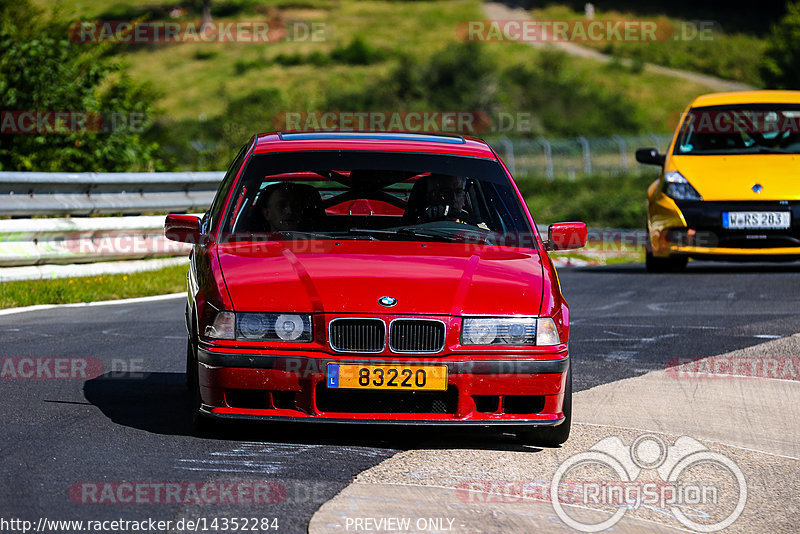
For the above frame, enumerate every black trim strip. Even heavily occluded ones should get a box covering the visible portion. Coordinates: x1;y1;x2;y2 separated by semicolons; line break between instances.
198;408;565;427
198;349;569;375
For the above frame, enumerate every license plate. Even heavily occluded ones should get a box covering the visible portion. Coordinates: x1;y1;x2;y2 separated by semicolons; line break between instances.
722;211;790;230
326;363;448;391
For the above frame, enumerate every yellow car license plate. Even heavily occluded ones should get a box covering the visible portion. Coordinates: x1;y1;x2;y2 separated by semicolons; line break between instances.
326;363;448;391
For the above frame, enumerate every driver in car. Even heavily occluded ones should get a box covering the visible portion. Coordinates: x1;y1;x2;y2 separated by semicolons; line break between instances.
423;174;469;222
421;174;489;230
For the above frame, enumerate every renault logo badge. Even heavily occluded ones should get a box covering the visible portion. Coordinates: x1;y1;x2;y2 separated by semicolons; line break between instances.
752;183;763;193
378;296;397;307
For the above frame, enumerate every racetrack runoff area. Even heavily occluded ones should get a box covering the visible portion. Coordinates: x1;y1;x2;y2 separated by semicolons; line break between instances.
310;268;800;534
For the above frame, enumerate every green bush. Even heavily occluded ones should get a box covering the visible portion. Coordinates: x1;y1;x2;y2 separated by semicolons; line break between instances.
322;42;645;137
502;51;642;136
0;0;162;171
271;37;385;68
330;36;386;65
149;88;286;170
761;1;800;88
516;173;657;228
600;33;765;86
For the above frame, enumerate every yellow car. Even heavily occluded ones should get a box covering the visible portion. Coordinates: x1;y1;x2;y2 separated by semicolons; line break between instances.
637;90;800;272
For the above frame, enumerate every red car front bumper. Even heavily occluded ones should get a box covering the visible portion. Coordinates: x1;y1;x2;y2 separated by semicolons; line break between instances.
196;347;570;426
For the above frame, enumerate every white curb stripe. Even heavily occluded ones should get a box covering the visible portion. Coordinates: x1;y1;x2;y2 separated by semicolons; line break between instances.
0;292;185;316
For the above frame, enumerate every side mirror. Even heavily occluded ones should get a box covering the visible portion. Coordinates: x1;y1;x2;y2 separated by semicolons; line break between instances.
635;147;666;166
547;222;587;251
165;214;205;244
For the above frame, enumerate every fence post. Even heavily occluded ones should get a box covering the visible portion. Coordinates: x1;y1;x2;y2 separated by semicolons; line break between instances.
612;134;627;172
576;136;592;176
498;136;516;176
648;133;664;151
537;136;554;181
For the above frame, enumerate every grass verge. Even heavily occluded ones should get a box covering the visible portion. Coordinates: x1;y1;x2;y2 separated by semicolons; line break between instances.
519;173;657;228
0;229;644;311
0;264;187;309
551;242;646;266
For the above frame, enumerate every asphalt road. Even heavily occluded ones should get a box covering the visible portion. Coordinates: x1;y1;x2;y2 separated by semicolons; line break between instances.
1;261;799;533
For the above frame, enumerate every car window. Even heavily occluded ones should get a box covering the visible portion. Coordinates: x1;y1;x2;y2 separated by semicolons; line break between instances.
204;140;251;234
218;151;536;248
674;104;800;155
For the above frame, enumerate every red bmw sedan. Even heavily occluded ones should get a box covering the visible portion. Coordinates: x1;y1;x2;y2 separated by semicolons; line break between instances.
165;131;586;446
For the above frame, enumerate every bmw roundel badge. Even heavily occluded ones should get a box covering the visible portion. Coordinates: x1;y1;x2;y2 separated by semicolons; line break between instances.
379;296;397;307
752;183;763;193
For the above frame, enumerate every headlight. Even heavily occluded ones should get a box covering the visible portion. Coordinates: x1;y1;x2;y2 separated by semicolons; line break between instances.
664;171;703;201
236;312;312;342
204;311;312;341
461;317;560;346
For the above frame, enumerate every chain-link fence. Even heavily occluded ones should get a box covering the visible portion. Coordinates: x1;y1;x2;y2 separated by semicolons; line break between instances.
490;134;674;179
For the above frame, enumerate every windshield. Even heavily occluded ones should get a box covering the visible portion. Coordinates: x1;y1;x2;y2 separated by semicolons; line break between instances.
219;151;536;248
674;104;800;155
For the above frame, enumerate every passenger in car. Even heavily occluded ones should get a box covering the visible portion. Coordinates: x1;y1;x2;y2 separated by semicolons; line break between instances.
254;182;323;232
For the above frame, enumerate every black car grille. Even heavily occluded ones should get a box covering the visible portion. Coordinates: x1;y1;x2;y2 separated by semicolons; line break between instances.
389;319;446;353
676;200;800;248
316;383;458;414
329;318;385;353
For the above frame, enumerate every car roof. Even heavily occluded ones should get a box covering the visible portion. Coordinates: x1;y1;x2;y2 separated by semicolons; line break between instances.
252;131;497;159
690;90;800;108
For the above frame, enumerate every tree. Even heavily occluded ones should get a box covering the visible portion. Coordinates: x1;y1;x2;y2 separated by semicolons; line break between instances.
761;1;800;89
0;0;162;171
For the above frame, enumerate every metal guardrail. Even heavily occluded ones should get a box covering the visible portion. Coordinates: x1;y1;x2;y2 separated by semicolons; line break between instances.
0;215;195;267
0;154;651;274
0;171;223;216
1;133;672;217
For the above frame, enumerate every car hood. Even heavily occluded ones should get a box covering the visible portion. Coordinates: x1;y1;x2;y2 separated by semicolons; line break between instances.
671;154;800;201
216;240;544;315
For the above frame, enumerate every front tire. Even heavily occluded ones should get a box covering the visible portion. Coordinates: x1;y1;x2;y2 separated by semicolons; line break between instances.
185;336;197;390
187;336;215;433
517;366;572;447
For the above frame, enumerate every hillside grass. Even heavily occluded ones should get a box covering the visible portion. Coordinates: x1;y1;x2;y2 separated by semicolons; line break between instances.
37;1;718;167
121;0;713;123
518;172;658;228
531;5;765;86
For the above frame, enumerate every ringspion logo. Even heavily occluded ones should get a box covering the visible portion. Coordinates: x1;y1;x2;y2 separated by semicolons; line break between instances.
551;435;746;532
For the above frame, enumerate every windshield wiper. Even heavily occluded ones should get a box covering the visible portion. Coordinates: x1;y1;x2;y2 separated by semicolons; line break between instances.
279;230;376;240
756;147;791;154
347;227;487;243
